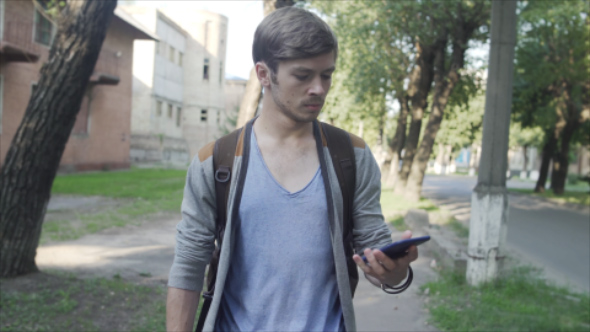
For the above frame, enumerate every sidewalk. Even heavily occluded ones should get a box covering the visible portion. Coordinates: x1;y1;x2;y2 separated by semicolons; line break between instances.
38;197;441;331
354;227;438;332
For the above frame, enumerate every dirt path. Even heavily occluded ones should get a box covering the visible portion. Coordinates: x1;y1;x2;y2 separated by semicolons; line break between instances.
36;195;439;331
37;212;179;285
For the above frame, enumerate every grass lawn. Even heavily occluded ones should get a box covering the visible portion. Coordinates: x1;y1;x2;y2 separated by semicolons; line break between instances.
51;168;187;210
380;190;439;231
41;168;187;244
423;267;590;331
0;271;171;332
509;188;590;206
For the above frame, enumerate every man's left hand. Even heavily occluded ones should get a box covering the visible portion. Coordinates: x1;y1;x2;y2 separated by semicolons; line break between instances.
352;230;418;287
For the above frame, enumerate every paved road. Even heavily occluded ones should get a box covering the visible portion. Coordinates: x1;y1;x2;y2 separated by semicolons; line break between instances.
421;175;590;293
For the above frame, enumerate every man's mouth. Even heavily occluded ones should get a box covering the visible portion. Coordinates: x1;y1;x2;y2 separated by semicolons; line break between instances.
304;104;322;111
304;100;324;111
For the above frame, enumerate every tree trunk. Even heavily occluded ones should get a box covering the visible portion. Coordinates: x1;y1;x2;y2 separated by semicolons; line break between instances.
551;102;580;195
384;95;409;188
535;129;557;193
236;0;295;128
236;67;263;128
406;36;463;201
0;0;116;277
394;46;435;194
404;3;484;201
521;145;528;179
406;75;459;201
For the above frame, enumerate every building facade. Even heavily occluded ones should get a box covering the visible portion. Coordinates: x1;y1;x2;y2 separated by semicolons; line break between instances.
123;6;228;162
0;2;157;171
222;75;247;134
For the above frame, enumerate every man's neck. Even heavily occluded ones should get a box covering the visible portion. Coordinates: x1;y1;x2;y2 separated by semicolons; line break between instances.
254;99;314;144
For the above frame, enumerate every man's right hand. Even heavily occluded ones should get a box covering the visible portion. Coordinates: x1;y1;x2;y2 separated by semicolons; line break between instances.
166;287;200;332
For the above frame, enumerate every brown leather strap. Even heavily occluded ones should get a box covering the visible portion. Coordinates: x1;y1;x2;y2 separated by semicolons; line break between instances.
213;127;242;251
320;122;358;296
196;127;242;332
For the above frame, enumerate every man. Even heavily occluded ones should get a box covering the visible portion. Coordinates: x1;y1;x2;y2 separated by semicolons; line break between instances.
166;7;418;332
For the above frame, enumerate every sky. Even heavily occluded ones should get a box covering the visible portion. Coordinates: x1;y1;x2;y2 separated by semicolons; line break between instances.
139;0;263;80
127;1;489;81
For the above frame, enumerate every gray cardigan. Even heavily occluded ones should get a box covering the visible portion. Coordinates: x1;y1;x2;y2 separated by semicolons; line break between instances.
168;121;392;331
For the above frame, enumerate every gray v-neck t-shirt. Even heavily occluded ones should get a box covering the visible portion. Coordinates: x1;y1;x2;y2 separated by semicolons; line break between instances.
215;130;343;331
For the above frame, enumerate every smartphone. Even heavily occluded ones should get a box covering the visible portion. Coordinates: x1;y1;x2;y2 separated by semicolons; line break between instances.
361;235;431;263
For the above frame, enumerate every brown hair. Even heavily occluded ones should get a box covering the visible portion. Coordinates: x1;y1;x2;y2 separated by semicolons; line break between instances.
253;7;338;75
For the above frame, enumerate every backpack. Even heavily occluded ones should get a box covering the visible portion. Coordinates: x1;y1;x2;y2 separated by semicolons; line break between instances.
195;121;358;332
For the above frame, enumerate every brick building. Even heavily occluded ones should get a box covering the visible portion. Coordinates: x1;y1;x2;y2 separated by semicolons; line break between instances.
0;2;157;171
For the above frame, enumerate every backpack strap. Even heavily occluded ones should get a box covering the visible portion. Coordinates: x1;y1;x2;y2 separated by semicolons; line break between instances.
320;122;358;297
213;127;243;245
196;127;242;332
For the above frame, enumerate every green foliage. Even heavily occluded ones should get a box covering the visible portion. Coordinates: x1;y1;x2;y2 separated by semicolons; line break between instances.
512;0;589;144
34;0;66;21
423;267;590;331
436;90;485;152
509;122;545;150
312;1;490;152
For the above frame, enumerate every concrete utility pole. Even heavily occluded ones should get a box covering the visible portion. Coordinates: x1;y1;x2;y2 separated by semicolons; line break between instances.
466;0;518;286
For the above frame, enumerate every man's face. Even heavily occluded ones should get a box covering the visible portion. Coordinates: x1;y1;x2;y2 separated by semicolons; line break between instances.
266;52;335;123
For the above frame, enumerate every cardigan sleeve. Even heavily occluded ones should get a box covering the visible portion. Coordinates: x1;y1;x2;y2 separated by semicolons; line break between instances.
351;143;392;254
167;154;217;292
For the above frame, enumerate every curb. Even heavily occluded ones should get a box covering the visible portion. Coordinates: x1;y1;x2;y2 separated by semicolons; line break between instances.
404;209;468;274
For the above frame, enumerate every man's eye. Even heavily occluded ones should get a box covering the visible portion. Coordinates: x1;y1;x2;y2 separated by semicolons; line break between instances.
322;75;332;80
295;75;308;81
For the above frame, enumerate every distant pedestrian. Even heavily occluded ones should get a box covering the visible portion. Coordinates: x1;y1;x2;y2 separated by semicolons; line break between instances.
166;7;419;332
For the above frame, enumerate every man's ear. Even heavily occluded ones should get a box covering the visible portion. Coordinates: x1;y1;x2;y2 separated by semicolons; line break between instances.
255;62;272;87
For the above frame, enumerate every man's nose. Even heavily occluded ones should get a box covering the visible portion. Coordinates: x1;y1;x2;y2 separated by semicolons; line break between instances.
309;77;326;96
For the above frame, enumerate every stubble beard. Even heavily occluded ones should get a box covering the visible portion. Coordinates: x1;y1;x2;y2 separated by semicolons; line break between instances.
269;81;321;124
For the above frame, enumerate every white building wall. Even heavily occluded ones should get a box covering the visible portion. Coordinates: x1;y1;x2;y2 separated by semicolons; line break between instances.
130;40;155;134
158;8;228;157
123;6;228;161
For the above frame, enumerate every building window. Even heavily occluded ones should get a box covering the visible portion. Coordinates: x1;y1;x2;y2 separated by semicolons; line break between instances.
169;45;175;63
203;59;209;80
156;101;163;116
178;52;183;67
158;41;167;56
168;104;173;118
219;61;223;85
176;107;182;127
34;9;54;46
201;109;207;122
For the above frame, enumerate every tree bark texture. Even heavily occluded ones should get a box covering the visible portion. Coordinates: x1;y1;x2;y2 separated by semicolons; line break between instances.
405;36;461;201
384;95;409;188
394;45;435;194
0;0;116;277
550;89;580;194
534;128;557;193
236;0;295;128
405;4;488;201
